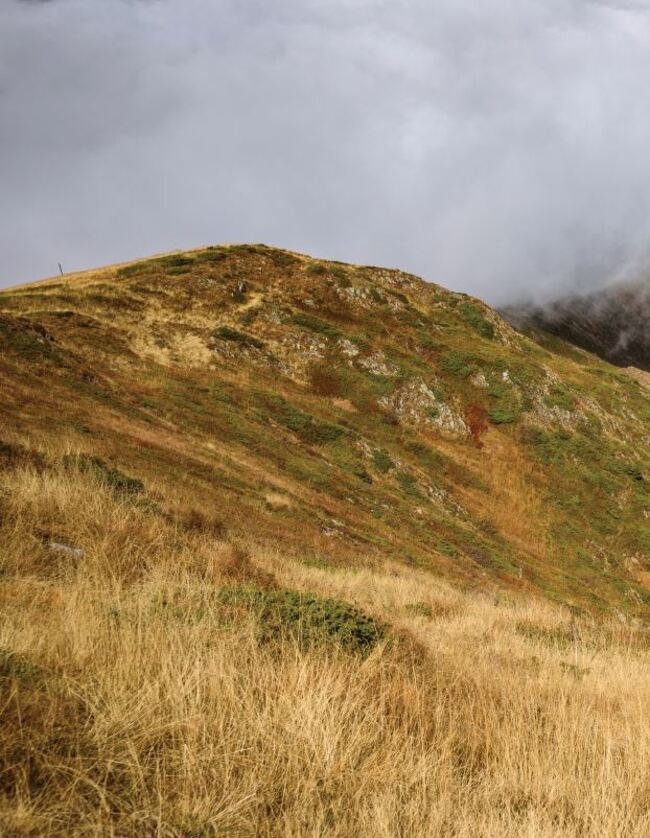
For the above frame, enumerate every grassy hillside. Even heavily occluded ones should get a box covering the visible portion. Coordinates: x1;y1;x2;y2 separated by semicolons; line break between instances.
1;452;650;835
1;245;649;834
1;243;648;616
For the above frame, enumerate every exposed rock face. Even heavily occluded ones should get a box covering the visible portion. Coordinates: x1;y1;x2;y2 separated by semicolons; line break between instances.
357;352;400;377
503;277;650;372
380;378;468;436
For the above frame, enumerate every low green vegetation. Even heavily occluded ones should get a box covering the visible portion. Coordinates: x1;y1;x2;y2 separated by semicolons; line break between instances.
63;453;144;496
441;349;479;378
372;448;394;473
459;301;495;339
212;326;265;350
256;393;347;446
291;313;344;340
217;585;386;653
489;407;517;424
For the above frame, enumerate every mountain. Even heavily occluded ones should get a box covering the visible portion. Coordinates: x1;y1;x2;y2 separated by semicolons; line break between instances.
2;243;650;834
1;243;648;617
502;276;650;372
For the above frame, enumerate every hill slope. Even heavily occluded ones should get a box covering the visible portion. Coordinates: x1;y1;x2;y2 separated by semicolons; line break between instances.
1;243;648;617
2;244;650;835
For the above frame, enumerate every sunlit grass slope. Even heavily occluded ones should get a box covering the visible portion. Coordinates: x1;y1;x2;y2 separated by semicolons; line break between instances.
1;452;650;836
1;245;649;834
1;243;647;616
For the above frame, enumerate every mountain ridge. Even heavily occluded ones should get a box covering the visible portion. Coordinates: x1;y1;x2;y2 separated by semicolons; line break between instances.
502;276;650;373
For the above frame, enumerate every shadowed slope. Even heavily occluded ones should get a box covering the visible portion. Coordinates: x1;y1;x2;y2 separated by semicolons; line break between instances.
503;276;650;372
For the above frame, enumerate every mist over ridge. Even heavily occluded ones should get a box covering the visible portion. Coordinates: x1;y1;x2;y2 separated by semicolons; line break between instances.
4;0;650;303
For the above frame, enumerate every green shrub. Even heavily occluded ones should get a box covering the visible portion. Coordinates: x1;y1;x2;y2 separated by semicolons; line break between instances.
441;350;479;378
163;255;195;270
543;385;575;412
195;248;228;265
386;289;410;306
259;394;346;446
396;470;422;498
63;453;144;496
116;261;152;278
521;426;572;463
354;467;373;484
489;407;517;424
0;648;45;683
309;363;345;397
622;462;644;482
515;622;573;649
300;421;347;446
291;313;343;340
240;308;259;326
402;439;445;469
217;586;385;653
0;440;45;471
212;326;265;351
270;251;298;269
331;267;352;287
0;316;61;363
372;449;394;473
459;302;495;339
306;263;327;276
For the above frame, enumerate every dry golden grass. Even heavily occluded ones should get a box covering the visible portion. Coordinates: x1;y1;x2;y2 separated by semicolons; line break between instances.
454;431;551;561
1;458;650;836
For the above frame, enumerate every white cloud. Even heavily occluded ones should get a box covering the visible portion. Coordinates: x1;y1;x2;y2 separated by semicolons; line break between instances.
2;0;650;302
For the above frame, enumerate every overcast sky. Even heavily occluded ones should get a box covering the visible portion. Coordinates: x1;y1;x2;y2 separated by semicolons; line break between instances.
3;0;650;302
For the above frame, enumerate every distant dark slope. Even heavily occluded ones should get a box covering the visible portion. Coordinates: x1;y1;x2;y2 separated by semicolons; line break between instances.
503;278;650;372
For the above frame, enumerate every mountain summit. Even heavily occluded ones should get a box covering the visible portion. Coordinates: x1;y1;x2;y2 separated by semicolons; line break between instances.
1;244;648;616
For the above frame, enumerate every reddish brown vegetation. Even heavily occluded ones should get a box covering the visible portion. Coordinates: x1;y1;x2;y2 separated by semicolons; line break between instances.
466;404;488;447
308;363;344;397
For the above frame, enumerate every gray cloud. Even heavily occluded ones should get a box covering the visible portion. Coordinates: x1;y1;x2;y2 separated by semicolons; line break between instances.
2;0;650;302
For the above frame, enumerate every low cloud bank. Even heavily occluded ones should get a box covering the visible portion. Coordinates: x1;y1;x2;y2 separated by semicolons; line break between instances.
3;0;650;302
